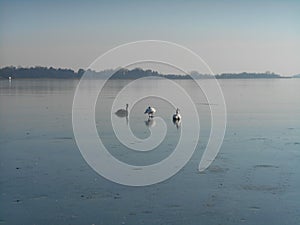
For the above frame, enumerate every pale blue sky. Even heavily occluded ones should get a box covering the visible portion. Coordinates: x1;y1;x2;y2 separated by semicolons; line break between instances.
0;0;299;75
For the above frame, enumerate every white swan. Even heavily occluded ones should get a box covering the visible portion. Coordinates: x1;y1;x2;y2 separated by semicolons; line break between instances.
173;108;181;121
115;104;128;117
144;106;156;118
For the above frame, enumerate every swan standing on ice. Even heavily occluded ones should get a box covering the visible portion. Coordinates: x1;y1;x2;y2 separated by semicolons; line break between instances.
144;106;156;118
173;108;181;121
115;104;129;117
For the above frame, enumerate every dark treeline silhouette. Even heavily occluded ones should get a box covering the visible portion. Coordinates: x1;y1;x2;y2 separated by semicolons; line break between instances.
0;66;81;79
216;72;281;79
0;66;289;79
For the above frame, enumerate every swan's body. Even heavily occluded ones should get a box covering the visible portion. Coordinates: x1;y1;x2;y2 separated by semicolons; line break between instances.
115;104;128;117
173;108;181;121
144;106;156;118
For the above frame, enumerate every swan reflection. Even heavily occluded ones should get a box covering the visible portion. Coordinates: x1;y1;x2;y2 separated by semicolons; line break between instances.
145;118;156;128
173;119;181;129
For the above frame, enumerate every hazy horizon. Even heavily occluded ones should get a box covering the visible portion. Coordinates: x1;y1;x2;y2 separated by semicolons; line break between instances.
1;0;299;76
1;65;297;77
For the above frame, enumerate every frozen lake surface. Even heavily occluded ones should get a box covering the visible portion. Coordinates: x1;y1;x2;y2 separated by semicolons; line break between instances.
0;78;299;225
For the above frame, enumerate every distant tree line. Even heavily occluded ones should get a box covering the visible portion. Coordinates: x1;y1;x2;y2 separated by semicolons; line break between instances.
216;72;281;79
0;66;287;79
0;66;82;79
